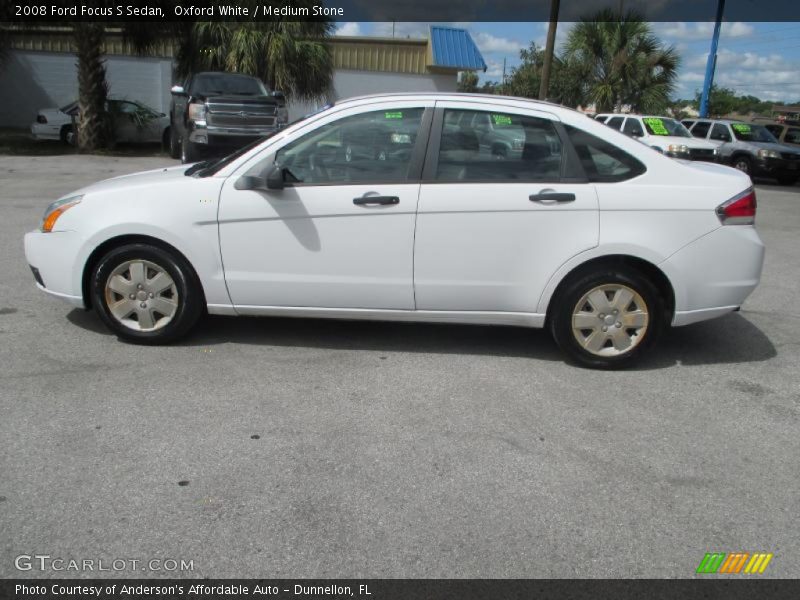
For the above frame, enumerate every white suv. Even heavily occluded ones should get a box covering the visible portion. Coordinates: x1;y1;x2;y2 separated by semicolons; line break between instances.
597;114;718;161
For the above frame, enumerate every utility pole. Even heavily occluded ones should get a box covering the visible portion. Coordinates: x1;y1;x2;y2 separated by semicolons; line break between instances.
699;0;725;118
539;0;560;100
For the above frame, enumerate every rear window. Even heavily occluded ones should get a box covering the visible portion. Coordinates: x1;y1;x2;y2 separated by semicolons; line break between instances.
565;125;646;183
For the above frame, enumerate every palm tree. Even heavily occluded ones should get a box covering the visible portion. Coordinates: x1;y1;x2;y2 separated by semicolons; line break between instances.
74;23;111;151
174;16;334;102
562;9;679;114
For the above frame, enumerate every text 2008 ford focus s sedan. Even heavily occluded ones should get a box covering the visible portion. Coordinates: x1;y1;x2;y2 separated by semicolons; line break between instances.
24;94;765;368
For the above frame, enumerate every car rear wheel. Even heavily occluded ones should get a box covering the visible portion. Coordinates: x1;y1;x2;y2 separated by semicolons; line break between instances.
549;267;664;369
60;124;75;146
91;243;203;345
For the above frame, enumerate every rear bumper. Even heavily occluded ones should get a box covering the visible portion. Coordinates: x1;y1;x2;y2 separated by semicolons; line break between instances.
661;225;765;327
24;229;86;308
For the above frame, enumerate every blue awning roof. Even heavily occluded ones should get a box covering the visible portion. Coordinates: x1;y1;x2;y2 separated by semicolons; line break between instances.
429;26;487;72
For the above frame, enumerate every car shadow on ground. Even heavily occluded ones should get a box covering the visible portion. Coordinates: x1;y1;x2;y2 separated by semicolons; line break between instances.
67;309;776;370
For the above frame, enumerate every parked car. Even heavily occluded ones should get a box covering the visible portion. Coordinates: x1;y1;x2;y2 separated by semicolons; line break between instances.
169;71;288;163
597;113;718;161
24;93;764;369
686;119;800;185
31;98;170;147
759;121;800;149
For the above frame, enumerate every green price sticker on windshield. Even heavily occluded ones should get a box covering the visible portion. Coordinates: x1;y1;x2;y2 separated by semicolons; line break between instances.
732;123;751;133
643;117;669;135
492;114;513;126
384;111;403;120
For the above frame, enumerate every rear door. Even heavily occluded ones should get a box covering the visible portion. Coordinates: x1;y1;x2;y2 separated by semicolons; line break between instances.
413;102;599;314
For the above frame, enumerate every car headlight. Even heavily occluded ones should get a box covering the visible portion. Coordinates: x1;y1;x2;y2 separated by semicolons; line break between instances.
667;144;689;154
757;149;780;159
42;194;82;232
713;147;719;155
188;102;206;121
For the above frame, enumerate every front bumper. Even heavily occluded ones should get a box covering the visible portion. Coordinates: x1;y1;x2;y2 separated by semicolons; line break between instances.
661;225;765;326
24;229;85;308
754;156;800;176
188;121;284;145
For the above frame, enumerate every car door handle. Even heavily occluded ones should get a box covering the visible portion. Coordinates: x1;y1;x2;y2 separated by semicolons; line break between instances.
529;192;576;204
353;196;400;206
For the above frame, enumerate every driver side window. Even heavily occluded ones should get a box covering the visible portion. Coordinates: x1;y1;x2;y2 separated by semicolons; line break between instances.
274;108;425;185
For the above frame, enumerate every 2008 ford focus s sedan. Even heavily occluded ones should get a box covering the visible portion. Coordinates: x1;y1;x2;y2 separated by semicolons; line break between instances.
24;94;765;368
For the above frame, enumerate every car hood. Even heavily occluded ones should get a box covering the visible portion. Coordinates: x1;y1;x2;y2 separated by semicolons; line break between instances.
647;135;712;148
36;109;71;123
737;140;793;152
68;164;194;197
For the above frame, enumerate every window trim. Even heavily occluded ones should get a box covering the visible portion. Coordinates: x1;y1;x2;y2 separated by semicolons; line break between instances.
421;106;587;185
255;106;434;188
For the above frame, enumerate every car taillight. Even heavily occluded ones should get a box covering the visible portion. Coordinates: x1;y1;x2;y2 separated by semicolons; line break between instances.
716;188;756;225
36;114;47;124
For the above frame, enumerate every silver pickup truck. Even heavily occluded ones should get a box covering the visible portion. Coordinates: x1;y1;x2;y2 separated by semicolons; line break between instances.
169;71;288;163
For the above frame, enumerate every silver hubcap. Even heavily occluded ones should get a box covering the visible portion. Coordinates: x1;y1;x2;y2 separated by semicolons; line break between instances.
571;284;649;357
104;260;179;332
735;160;749;173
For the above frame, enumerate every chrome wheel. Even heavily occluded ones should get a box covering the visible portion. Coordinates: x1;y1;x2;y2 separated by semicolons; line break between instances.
571;284;649;357
734;158;751;174
104;260;179;332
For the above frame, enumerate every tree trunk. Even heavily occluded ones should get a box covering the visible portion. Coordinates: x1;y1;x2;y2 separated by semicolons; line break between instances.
74;23;109;152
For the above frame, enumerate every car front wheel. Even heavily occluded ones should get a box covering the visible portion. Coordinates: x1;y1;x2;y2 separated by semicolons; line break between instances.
732;155;753;178
91;243;203;344
549;267;664;369
181;135;201;164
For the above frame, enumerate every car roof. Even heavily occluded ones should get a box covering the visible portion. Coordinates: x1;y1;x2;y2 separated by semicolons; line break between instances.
334;92;565;111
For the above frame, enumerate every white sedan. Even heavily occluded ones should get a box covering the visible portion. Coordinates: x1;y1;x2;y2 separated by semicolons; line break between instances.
31;98;171;146
24;93;765;368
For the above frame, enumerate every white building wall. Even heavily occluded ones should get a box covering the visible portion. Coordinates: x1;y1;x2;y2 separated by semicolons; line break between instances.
0;50;173;127
0;50;459;127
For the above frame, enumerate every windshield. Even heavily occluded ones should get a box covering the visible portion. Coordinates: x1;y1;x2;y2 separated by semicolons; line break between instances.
190;74;268;97
731;123;778;143
642;117;691;137
188;104;337;177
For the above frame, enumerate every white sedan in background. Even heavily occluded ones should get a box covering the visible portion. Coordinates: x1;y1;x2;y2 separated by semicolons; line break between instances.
31;98;171;146
24;93;764;368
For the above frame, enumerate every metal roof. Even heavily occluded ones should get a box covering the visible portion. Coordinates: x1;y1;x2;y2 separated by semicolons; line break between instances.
429;26;487;72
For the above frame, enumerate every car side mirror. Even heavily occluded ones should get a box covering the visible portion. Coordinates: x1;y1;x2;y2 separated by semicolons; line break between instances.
170;85;187;96
265;165;285;190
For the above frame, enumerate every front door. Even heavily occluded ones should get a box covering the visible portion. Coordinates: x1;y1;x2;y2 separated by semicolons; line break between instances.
218;104;431;310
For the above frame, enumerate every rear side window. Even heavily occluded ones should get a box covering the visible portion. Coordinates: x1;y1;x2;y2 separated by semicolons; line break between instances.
764;125;783;139
606;116;624;130
690;121;711;138
786;128;800;144
710;123;732;142
435;109;563;182
623;118;644;137
564;125;646;183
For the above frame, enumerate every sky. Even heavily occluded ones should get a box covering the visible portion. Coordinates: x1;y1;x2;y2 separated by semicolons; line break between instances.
334;21;800;103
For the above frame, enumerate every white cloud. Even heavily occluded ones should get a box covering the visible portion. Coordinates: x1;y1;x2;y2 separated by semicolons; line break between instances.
660;21;754;41
472;32;524;54
335;22;361;37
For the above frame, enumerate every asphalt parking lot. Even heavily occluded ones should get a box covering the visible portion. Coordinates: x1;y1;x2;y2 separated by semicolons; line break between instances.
1;155;798;579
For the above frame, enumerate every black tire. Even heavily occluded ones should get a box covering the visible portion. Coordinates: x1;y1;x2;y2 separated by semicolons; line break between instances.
60;124;75;146
168;125;181;159
491;144;508;160
549;266;665;369
732;155;753;178
91;243;203;345
777;174;798;186
181;134;201;163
